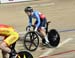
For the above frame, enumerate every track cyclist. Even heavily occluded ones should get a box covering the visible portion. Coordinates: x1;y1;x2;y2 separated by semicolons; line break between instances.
24;6;49;45
0;24;19;58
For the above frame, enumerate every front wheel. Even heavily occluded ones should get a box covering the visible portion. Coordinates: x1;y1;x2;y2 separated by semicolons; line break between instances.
24;31;39;51
16;51;33;58
48;29;60;47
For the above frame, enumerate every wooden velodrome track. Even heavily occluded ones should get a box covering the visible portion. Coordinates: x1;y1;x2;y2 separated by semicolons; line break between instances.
0;0;75;58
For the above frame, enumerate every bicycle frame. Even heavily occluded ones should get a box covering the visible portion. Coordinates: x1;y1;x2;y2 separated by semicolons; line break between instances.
24;22;50;51
37;21;51;36
30;21;51;40
24;21;60;51
9;42;33;58
26;21;51;38
45;21;51;34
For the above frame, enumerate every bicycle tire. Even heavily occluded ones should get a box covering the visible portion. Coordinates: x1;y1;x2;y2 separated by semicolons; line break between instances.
48;29;60;47
16;51;33;58
24;31;39;51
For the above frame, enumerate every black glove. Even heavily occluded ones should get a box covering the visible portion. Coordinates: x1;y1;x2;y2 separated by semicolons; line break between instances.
26;25;31;31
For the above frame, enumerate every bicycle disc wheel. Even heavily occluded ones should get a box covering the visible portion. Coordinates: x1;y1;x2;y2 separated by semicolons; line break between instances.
48;29;60;47
24;31;39;51
16;51;33;58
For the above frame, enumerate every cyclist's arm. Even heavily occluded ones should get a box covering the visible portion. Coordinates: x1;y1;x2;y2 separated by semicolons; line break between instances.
28;16;32;26
34;12;40;29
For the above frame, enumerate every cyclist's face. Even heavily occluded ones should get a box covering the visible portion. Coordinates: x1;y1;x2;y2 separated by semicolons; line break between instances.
26;12;32;16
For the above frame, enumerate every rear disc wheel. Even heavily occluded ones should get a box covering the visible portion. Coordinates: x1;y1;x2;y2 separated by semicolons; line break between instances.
48;29;60;47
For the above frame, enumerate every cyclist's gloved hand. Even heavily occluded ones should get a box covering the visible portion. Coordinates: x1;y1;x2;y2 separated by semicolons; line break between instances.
34;27;38;32
26;25;31;31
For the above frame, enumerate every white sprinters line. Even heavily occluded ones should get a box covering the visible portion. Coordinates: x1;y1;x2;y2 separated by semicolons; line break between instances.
39;38;73;58
57;38;72;48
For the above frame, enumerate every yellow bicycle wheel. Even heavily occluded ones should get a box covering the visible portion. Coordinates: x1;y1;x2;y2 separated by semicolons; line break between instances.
16;51;33;58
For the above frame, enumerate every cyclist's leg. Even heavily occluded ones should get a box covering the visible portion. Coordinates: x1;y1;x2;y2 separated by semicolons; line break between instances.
1;43;16;58
0;32;19;58
39;18;49;44
0;36;10;58
2;50;8;58
0;41;11;58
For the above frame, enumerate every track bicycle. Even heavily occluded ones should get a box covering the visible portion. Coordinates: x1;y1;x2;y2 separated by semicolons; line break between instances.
24;21;60;51
9;42;33;58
